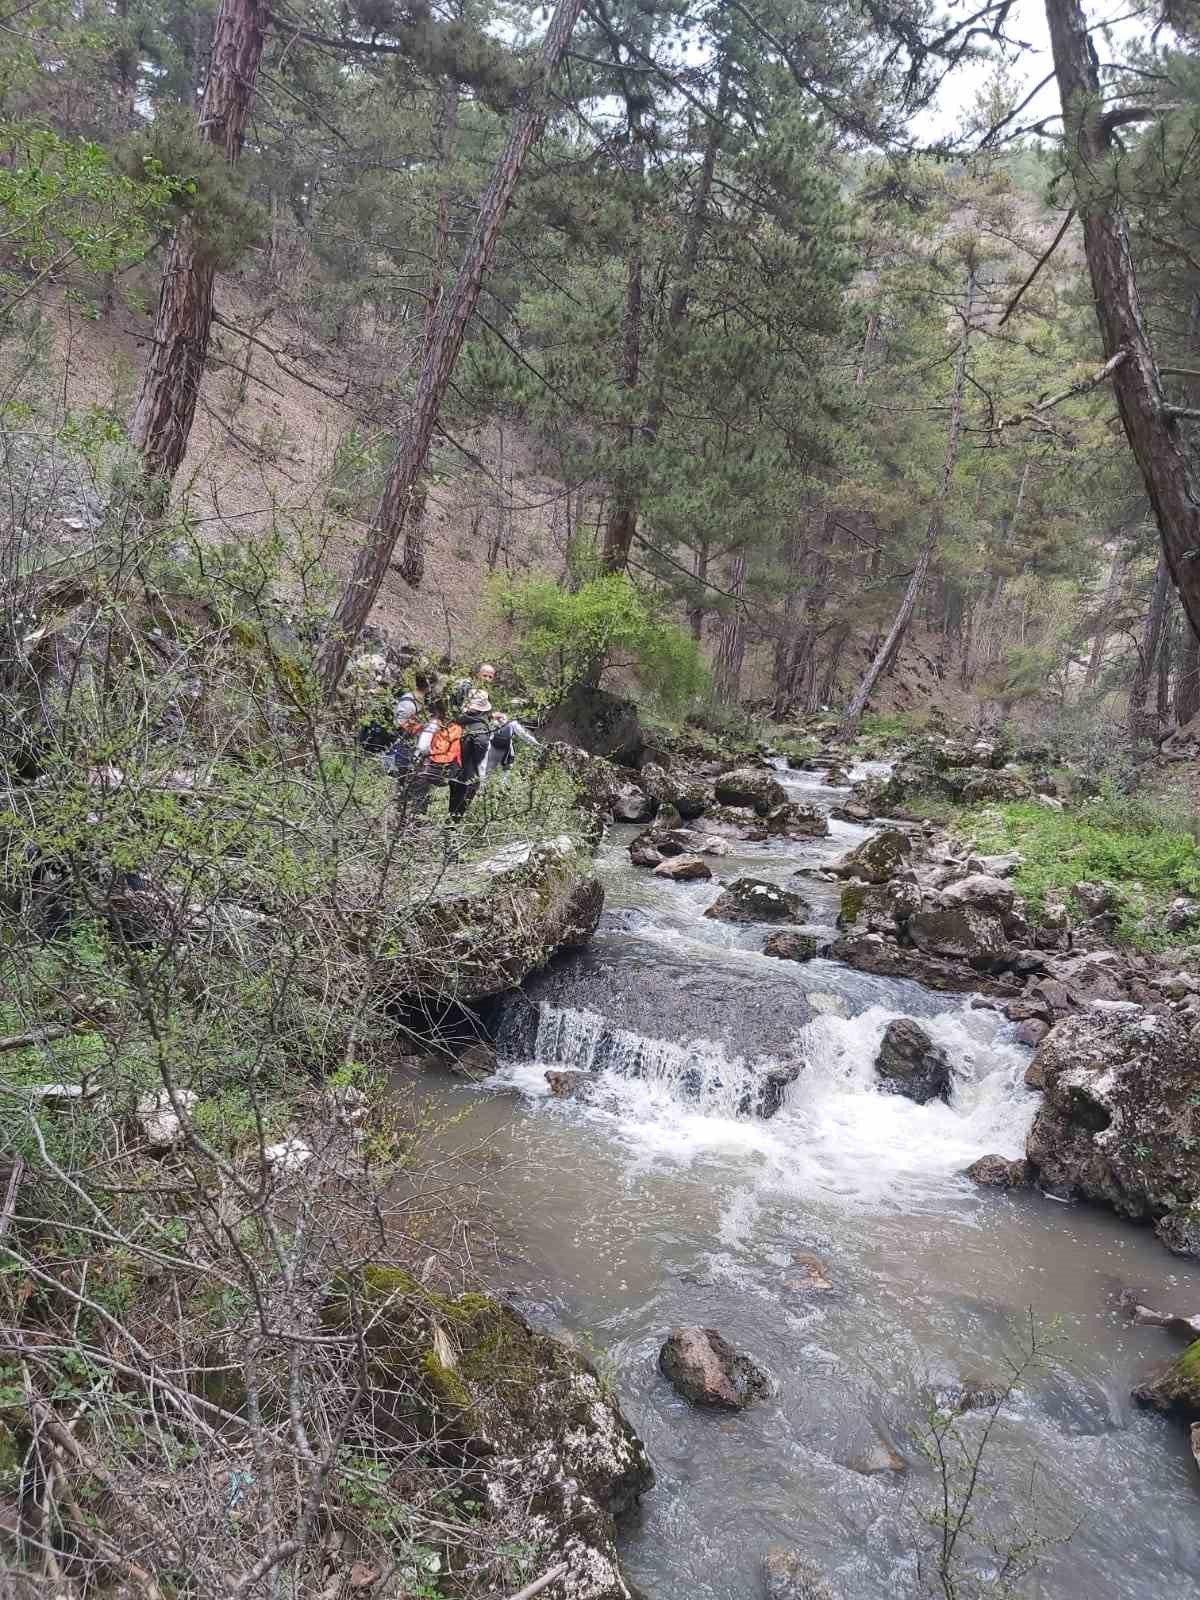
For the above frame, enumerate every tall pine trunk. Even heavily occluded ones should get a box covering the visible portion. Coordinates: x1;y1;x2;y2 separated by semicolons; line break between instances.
600;65;729;575
129;0;268;505
1045;0;1200;644
713;551;747;701
319;0;585;697
400;77;460;589
839;265;975;739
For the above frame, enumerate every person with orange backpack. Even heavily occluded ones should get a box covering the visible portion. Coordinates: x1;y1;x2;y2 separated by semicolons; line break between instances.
385;671;430;779
406;698;469;819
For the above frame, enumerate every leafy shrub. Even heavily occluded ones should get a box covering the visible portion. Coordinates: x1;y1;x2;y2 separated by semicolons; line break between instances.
964;792;1200;946
489;572;707;710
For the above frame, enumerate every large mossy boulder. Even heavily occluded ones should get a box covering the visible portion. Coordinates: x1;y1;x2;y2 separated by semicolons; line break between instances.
1025;1009;1200;1219
383;837;603;1002
1133;1339;1200;1422
714;768;787;815
541;684;646;767
640;762;711;820
832;829;912;884
327;1268;654;1599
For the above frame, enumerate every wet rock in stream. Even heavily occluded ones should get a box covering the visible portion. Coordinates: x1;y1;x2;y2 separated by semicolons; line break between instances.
763;1548;842;1600
763;930;822;963
873;1019;951;1104
659;1326;770;1409
965;1153;1031;1188
704;877;809;924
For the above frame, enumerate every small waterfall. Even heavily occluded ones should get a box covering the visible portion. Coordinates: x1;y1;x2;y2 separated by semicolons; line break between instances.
497;1000;793;1120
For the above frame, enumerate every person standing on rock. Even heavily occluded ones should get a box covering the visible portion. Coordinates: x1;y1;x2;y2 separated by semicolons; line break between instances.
454;662;497;811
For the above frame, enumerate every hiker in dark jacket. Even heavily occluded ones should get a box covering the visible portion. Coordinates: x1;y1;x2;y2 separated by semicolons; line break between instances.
454;662;496;809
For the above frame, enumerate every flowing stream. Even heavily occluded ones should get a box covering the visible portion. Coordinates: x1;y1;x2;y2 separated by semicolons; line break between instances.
417;764;1200;1599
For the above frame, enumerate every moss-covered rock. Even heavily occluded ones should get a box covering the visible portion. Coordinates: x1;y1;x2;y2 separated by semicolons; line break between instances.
713;768;787;815
326;1269;654;1599
1133;1338;1200;1421
832;829;912;884
381;836;603;1002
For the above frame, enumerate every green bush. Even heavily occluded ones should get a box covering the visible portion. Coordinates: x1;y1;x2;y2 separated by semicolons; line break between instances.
964;792;1200;946
489;572;707;710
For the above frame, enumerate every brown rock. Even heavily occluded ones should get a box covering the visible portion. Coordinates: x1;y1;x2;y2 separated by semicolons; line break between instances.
658;1327;770;1410
653;854;712;882
966;1154;1030;1188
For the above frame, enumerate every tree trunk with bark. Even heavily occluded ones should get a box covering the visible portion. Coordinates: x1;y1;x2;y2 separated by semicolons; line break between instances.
318;0;586;697
1044;0;1200;644
600;64;729;576
1127;550;1172;763
129;0;269;506
839;266;976;739
400;77;460;589
713;551;747;701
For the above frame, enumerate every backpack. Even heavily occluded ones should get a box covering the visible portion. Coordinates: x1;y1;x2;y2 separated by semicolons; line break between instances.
393;692;424;741
429;722;463;766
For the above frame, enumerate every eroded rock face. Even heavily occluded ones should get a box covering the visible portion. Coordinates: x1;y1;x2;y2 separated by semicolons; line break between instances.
1025;1009;1200;1219
659;1326;769;1409
763;1548;842;1600
330;1273;653;1600
385;837;603;1002
704;878;807;924
874;1019;951;1104
714;768;788;815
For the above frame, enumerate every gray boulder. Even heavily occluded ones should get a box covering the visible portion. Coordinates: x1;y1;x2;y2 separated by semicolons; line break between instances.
653;855;712;882
874;1019;951;1104
714;768;788;815
629;841;664;868
763;1548;842;1600
1071;880;1118;919
831;829;913;884
659;1327;769;1409
1025;1008;1200;1218
823;936;1020;997
612;783;654;823
960;770;1032;804
838;878;921;933
908;905;1009;967
1166;896;1200;934
640;762;711;821
762;801;830;838
831;798;873;823
705;878;807;924
941;874;1016;918
966;1154;1031;1188
763;930;821;963
1156;1211;1200;1258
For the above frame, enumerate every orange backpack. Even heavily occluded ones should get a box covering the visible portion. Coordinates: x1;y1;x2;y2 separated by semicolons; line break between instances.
428;722;463;765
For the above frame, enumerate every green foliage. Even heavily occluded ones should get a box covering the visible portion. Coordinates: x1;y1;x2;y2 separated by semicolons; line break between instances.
965;793;1200;946
0;121;180;315
490;572;707;709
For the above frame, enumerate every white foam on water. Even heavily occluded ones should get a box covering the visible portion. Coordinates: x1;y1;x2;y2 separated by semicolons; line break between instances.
495;998;1036;1211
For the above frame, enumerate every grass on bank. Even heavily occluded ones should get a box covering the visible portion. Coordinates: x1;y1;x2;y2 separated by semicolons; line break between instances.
962;793;1200;949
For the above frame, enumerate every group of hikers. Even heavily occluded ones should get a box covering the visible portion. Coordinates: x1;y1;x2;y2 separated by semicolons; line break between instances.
358;659;540;824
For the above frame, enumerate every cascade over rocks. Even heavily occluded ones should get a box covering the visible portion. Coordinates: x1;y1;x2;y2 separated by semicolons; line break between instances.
658;1327;770;1409
1024;1009;1200;1221
714;768;788;814
705;878;808;924
874;1019;951;1104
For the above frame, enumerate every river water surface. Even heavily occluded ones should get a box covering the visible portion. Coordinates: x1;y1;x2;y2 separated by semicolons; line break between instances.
418;765;1200;1599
